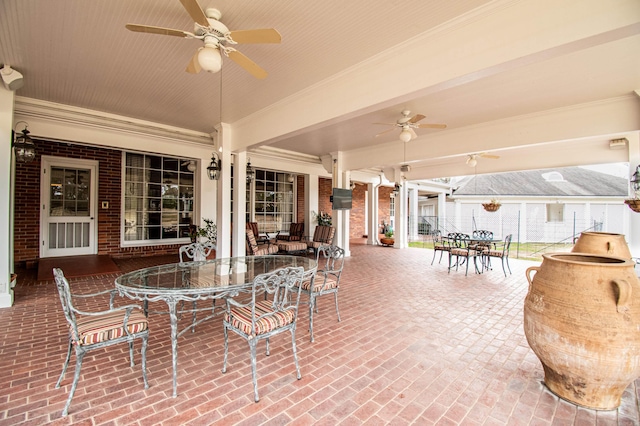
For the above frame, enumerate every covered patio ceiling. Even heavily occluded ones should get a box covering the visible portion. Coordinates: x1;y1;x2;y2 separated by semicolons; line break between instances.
1;0;639;181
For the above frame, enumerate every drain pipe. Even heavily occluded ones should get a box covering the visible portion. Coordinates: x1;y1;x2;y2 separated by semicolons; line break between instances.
373;173;384;246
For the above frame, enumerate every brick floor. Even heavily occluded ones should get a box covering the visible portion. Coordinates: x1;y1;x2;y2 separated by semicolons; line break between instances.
1;244;638;425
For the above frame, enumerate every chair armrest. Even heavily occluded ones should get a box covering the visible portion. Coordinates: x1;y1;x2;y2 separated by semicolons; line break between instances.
71;303;144;318
71;288;119;309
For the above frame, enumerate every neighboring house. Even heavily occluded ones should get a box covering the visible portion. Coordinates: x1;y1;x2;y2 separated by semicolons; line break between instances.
418;166;632;244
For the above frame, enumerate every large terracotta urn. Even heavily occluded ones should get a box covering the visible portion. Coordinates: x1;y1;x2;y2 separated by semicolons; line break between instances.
524;253;640;410
572;232;632;260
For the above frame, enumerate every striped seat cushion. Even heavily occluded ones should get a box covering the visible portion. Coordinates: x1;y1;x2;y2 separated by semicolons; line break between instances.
487;250;505;258
300;276;338;292
254;244;279;256
225;300;295;337
73;311;148;346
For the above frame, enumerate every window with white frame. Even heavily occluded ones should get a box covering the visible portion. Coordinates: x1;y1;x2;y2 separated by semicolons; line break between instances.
546;203;564;222
252;169;294;233
123;152;195;243
390;196;395;217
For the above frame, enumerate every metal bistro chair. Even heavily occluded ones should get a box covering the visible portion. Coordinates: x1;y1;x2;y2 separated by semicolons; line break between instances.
448;233;481;276
53;268;149;417
222;266;304;402
179;241;217;331
431;230;453;265
472;229;494;271
486;234;513;276
293;245;345;342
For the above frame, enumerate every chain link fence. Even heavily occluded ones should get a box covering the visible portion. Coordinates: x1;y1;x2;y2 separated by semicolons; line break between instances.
408;205;619;261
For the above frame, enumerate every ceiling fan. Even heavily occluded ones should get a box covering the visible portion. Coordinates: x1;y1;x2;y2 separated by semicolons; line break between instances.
466;152;500;167
125;0;281;79
182;160;197;172
374;109;446;142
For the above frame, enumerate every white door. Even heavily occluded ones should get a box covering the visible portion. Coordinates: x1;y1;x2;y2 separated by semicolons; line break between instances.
40;156;98;257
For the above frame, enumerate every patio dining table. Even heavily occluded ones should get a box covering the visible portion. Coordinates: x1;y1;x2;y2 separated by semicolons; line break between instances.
115;255;317;397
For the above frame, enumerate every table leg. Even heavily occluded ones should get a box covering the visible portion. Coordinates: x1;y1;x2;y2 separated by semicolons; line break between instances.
167;299;179;398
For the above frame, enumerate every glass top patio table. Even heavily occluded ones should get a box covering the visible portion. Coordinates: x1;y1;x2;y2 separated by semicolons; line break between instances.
115;255;317;397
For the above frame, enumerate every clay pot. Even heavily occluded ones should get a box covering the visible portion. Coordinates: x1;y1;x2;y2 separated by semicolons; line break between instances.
572;232;632;260
524;253;640;410
380;237;394;246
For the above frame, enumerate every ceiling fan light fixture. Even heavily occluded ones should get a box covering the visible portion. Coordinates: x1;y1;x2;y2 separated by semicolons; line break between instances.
198;46;222;73
399;128;412;143
467;156;477;167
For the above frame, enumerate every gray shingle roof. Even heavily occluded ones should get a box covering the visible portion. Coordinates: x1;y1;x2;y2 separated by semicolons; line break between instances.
453;167;628;197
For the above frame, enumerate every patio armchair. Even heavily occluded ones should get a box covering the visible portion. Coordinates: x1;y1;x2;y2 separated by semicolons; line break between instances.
292;245;344;342
53;268;149;416
276;222;305;241
222;266;304;402
486;234;513;276
246;228;279;255
306;225;336;256
246;222;270;245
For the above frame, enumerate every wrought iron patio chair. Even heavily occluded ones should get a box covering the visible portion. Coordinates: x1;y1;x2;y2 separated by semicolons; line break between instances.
471;229;494;270
486;234;513;276
179;241;217;331
222;266;304;402
292;245;344;342
53;268;149;417
448;233;481;276
431;230;452;265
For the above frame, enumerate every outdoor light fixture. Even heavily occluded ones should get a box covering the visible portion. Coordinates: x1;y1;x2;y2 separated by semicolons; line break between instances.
631;164;640;193
399;128;412;143
350;180;356;190
13;121;36;163
392;182;401;197
1;64;24;91
246;157;255;183
207;152;221;180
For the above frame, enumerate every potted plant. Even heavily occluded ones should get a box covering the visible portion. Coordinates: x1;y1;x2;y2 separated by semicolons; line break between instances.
380;228;394;246
195;218;217;244
313;211;332;226
482;199;501;212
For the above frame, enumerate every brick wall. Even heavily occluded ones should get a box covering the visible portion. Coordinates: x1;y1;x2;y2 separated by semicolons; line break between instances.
296;175;305;223
378;186;393;236
14;140;181;266
349;183;366;238
318;177;333;218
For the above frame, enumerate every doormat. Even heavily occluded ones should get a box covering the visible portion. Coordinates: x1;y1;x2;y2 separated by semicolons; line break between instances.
37;255;121;282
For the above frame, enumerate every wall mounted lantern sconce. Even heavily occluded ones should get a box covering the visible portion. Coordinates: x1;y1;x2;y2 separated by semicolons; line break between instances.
246;157;255;183
350;180;356;190
13;121;36;163
392;182;401;197
207;152;221;180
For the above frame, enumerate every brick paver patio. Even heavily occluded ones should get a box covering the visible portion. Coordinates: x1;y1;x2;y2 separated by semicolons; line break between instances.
1;243;638;425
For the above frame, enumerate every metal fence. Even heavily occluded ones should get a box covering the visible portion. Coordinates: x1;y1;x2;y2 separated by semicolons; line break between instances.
408;209;611;261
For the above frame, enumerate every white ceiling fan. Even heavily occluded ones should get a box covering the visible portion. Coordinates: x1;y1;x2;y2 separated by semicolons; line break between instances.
374;109;446;142
466;152;500;167
125;0;281;79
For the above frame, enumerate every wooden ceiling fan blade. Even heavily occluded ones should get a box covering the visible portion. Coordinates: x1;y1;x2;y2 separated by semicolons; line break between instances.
229;29;282;44
185;50;202;74
179;0;209;27
227;50;268;79
480;153;500;159
409;114;426;124
375;128;397;137
416;123;447;129
125;24;189;38
372;122;397;126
